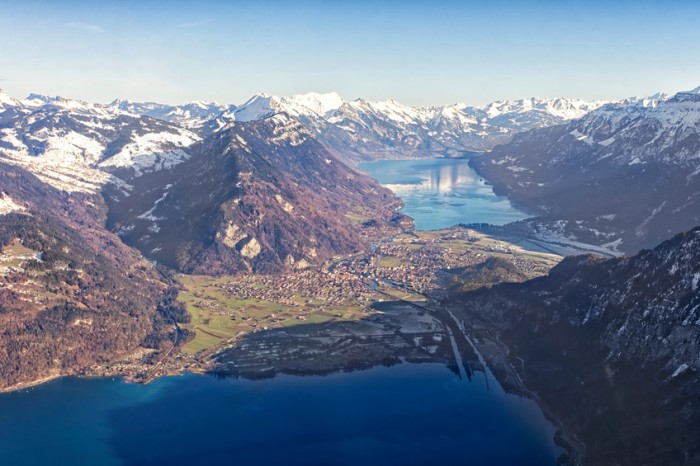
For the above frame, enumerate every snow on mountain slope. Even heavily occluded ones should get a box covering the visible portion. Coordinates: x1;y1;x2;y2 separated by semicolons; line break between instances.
281;91;344;116
622;92;670;108
233;92;344;122
0;93;200;192
482;97;605;121
231;92;611;162
88;90;616;163
0;89;19;109
477;87;700;183
0;123;118;193
472;86;700;254
315;96;611;161
109;99;227;127
335;98;433;126
98;130;199;176
0;193;26;215
232;93;275;121
564;90;700;166
110;98;171;117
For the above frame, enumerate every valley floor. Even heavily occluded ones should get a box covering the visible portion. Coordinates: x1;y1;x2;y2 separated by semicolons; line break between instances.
75;226;562;385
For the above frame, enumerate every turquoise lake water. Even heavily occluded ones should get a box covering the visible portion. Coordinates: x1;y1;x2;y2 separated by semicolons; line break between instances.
359;158;529;230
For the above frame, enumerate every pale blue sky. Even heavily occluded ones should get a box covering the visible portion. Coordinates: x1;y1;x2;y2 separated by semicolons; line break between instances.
1;0;699;106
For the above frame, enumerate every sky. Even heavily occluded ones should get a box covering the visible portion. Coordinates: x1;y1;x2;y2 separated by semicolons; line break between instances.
0;0;699;107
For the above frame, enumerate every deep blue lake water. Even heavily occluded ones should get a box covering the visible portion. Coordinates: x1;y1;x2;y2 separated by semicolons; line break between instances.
359;158;529;230
0;364;563;465
0;159;561;465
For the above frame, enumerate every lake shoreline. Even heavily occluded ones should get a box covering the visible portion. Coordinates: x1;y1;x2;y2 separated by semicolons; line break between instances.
0;373;63;394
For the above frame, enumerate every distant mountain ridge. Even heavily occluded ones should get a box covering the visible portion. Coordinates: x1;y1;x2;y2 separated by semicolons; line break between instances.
1;88;613;166
206;91;610;162
0;91;200;192
109;98;231;128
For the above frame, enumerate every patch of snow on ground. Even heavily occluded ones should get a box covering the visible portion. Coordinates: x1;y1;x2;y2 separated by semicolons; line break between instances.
137;186;172;221
0;152;114;193
100;131;199;175
570;129;594;145
0;194;25;215
671;363;689;378
38;130;105;165
535;225;623;258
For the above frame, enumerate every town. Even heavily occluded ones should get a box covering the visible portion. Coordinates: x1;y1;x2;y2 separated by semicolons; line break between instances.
172;226;561;359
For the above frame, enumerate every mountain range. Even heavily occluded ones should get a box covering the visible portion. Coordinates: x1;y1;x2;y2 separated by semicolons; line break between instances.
0;88;609;169
2;85;699;266
0;87;627;275
472;86;700;255
1;84;700;463
0;89;408;388
203;92;607;162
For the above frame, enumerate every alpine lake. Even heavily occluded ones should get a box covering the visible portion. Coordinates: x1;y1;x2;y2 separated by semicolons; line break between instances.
0;158;566;466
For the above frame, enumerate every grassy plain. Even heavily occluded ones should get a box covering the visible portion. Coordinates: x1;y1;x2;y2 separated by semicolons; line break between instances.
178;274;372;354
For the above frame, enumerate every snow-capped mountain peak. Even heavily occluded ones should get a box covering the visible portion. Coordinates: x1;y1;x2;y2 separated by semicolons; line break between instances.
21;94;95;111
106;98;226;128
108;98;169;115
233;94;275;122
280;92;344;116
183;99;220;108
480;97;607;121
0;90;202;193
233;92;345;122
0;89;19;108
23;93;62;106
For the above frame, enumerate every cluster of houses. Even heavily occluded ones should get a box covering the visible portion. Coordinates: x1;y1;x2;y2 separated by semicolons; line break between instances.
217;269;376;307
